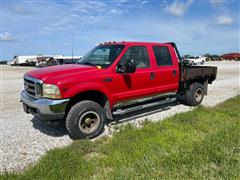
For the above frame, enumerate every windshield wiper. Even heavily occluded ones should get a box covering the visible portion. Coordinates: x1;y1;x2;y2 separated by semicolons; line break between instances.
78;62;95;67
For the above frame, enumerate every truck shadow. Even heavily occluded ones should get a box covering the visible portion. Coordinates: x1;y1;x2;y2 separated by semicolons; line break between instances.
31;117;68;137
31;101;180;137
108;101;180;125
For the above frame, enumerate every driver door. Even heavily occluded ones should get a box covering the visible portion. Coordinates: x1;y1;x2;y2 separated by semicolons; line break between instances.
113;46;154;103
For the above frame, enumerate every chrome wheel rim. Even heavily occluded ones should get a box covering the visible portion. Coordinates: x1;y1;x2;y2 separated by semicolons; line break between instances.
79;111;100;134
194;88;203;102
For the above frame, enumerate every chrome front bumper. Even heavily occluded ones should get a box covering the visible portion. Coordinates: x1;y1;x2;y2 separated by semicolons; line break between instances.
21;91;69;120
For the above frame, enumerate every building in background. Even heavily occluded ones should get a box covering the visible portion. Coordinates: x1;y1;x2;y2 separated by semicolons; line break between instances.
10;55;82;66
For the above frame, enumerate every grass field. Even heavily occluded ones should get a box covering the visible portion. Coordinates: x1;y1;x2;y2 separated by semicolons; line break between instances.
1;96;240;180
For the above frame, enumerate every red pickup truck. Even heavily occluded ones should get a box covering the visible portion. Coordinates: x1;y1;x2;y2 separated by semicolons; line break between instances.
21;42;217;139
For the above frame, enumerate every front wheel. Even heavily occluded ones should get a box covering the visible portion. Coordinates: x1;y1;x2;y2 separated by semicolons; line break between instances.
185;82;204;106
66;100;106;139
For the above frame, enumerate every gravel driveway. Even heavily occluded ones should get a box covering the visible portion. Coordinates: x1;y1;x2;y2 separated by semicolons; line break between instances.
0;61;239;172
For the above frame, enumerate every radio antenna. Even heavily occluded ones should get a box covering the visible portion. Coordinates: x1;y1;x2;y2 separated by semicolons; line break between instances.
71;33;73;61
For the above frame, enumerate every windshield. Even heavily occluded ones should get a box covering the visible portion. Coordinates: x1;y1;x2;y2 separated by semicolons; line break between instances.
78;45;125;68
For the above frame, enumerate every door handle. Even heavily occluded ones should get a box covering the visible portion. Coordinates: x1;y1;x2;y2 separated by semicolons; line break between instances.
150;72;156;80
172;70;177;76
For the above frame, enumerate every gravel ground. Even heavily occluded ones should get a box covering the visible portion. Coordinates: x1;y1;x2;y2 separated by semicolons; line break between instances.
0;61;239;172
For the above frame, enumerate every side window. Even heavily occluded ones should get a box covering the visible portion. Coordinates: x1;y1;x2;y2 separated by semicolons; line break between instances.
119;46;150;68
152;46;173;66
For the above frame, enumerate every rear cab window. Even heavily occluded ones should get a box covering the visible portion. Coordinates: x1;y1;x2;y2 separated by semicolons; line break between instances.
152;46;173;66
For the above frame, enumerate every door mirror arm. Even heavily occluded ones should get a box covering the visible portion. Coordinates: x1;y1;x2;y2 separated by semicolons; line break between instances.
116;59;136;74
116;63;127;73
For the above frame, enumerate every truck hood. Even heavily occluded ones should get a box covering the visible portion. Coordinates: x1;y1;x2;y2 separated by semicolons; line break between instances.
27;64;99;82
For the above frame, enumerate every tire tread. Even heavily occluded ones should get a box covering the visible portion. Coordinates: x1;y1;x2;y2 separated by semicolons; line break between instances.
185;82;204;106
66;100;105;139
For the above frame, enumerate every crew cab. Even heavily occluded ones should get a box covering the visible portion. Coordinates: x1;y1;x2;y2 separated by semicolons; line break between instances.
21;42;217;139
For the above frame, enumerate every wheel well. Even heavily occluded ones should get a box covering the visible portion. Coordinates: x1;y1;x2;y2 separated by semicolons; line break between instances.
65;90;112;119
179;78;209;95
190;77;208;85
189;78;208;95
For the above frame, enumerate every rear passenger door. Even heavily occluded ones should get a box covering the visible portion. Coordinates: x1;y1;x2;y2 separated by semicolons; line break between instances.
151;45;179;94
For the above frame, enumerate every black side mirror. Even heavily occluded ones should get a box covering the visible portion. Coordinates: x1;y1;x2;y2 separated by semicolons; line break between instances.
117;59;136;73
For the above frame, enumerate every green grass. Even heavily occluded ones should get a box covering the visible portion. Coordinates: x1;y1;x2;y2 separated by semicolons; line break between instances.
1;96;240;180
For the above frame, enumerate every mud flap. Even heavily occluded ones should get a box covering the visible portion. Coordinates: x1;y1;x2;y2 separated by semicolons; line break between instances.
203;80;208;95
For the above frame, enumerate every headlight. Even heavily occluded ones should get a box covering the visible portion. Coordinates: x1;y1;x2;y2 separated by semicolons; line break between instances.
42;84;62;99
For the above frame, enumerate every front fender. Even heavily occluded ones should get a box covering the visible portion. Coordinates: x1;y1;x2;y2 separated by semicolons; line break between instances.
61;82;113;105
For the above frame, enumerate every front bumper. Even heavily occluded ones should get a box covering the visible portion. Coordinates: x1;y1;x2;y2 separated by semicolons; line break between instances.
21;90;69;120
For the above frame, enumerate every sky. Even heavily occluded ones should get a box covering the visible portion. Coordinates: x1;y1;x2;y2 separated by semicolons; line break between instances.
0;0;239;60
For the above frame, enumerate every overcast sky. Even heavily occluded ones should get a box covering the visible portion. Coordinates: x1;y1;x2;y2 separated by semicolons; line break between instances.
0;0;239;60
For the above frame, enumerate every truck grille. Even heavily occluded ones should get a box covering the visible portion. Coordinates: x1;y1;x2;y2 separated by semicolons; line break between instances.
24;75;42;99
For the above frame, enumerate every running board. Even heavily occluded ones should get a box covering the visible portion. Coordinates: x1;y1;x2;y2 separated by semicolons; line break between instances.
113;97;176;115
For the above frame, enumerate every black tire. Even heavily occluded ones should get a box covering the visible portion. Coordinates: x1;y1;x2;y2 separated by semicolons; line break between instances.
185;82;204;106
66;100;106;139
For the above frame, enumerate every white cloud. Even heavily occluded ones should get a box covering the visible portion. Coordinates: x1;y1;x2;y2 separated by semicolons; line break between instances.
40;0;140;34
117;0;128;3
164;0;193;17
11;5;34;15
140;0;148;4
0;32;15;42
216;15;233;25
119;17;239;54
72;1;107;14
209;0;227;5
110;9;123;15
61;43;70;47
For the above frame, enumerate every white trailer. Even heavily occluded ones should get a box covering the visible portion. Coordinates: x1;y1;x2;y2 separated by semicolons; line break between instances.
10;55;82;66
53;56;82;64
11;56;38;66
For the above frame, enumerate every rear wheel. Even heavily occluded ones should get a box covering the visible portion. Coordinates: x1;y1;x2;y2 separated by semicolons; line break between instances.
66;100;106;139
185;82;204;106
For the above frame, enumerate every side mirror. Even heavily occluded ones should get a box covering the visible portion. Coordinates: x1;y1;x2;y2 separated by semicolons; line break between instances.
117;59;136;73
